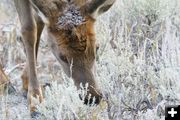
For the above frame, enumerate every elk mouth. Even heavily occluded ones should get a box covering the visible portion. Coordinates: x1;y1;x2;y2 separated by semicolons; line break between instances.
79;92;102;105
83;93;102;105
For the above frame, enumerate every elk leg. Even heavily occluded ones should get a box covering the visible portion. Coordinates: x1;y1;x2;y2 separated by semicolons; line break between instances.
34;12;45;58
21;12;44;97
14;0;43;113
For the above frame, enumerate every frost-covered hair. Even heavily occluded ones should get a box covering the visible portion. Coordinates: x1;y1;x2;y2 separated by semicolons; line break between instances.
57;4;85;30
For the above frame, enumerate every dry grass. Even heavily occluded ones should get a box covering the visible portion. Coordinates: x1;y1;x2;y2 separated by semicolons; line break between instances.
0;0;180;119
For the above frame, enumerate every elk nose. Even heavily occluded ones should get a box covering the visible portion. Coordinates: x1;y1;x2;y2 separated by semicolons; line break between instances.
84;94;102;105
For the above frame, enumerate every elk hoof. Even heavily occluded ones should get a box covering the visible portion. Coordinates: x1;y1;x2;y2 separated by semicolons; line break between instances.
31;111;42;118
22;91;28;98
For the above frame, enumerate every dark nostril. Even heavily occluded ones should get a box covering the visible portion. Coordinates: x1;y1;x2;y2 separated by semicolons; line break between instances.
94;96;102;104
84;95;102;105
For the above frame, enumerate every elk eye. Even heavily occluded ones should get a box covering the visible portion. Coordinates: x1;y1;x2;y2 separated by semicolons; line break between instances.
59;54;68;63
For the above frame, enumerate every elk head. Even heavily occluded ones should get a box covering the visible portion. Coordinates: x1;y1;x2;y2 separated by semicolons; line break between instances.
32;0;116;104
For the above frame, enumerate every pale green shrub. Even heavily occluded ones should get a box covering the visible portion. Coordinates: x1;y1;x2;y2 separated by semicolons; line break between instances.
0;0;179;119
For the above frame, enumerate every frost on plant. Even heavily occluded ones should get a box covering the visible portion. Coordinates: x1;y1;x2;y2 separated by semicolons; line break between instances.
0;0;180;119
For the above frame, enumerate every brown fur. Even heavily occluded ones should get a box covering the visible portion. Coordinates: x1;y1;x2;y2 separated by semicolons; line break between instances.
13;0;116;116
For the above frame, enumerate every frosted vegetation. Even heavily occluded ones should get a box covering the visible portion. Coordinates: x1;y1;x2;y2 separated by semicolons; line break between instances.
0;0;180;119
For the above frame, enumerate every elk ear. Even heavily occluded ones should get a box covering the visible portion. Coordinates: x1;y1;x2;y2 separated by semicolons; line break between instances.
86;0;116;19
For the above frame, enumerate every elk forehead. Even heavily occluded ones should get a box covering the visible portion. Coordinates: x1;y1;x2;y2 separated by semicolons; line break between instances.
57;4;85;30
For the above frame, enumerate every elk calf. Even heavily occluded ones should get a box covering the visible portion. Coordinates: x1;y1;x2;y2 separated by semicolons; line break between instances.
14;0;116;116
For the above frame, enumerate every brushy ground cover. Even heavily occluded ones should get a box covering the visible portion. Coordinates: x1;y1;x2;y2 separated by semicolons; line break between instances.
0;0;180;119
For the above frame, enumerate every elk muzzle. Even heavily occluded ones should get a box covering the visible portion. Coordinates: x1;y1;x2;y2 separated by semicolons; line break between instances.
72;66;102;105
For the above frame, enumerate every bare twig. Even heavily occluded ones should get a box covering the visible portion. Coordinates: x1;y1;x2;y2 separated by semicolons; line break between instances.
6;63;25;75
